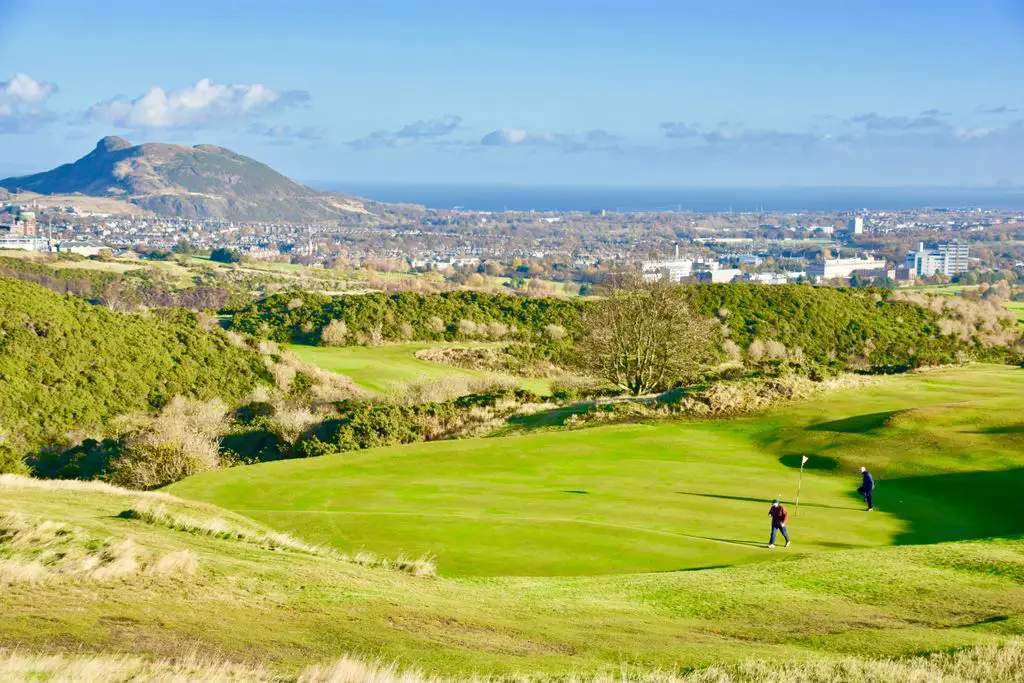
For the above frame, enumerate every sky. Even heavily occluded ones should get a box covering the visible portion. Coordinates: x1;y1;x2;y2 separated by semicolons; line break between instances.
1;0;1023;188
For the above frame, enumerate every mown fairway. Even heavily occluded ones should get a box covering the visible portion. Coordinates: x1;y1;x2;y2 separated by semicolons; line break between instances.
286;342;551;395
171;365;1024;578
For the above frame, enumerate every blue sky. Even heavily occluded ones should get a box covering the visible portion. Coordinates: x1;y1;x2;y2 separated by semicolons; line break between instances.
1;0;1023;187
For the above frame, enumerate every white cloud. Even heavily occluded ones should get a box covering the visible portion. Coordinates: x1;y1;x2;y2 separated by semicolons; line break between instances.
0;73;59;133
85;78;309;130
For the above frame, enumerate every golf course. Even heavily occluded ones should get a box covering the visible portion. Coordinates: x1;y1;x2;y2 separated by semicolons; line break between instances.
171;365;1024;578
286;342;552;395
4;365;1024;678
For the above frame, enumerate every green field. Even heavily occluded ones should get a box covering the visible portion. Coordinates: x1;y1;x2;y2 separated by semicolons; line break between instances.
5;364;1024;677
286;342;551;395
172;365;1024;578
1007;300;1024;325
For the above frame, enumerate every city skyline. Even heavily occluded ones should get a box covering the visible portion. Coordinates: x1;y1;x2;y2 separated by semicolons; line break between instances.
2;0;1023;187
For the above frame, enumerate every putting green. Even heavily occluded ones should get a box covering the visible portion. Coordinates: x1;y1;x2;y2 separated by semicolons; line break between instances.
171;365;1024;577
286;342;551;395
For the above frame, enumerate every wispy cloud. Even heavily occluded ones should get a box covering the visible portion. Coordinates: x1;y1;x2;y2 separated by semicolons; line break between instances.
85;79;309;130
347;115;461;149
661;121;819;146
659;122;700;139
248;123;326;145
0;73;59;134
479;127;620;152
976;105;1019;115
845;113;948;131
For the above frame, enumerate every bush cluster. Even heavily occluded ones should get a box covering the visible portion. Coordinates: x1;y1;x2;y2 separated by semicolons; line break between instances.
0;278;269;463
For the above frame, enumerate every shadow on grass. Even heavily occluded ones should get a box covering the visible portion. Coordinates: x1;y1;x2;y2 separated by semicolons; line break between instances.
655;564;732;573
807;410;904;434
972;424;1024;435
692;536;767;548
677;491;860;511
779;453;839;471
499;403;592;432
863;467;1024;545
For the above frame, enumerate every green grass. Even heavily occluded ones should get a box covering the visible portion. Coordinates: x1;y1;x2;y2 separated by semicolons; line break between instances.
171;365;1024;578
286;342;551;395
1006;300;1024;325
5;365;1024;677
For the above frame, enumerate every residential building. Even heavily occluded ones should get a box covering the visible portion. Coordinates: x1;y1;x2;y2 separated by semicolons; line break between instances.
847;216;864;235
905;240;969;276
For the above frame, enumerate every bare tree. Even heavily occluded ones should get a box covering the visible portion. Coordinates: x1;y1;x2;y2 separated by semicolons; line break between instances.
578;279;718;395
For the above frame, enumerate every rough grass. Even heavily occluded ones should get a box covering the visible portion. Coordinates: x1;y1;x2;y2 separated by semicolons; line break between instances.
2;639;1024;682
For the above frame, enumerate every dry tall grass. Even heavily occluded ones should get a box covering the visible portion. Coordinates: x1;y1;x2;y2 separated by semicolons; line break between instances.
0;512;196;584
1;640;1022;682
110;397;229;490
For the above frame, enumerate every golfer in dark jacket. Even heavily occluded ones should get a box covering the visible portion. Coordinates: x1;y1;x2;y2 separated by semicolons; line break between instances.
768;499;790;549
857;466;875;511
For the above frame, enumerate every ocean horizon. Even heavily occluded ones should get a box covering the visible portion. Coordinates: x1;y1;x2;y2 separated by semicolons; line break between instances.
314;183;1024;213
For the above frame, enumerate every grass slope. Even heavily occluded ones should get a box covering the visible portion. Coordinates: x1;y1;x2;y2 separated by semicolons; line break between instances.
171;365;1024;578
287;342;551;395
3;474;1024;677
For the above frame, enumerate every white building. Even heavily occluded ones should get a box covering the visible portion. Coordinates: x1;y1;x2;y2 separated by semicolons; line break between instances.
847;217;864;235
905;240;969;277
56;240;107;257
695;268;741;283
0;235;47;251
641;259;693;282
807;256;887;281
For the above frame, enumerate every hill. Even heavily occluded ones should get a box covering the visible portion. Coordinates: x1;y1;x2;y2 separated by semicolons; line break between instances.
0;137;368;221
2;366;1022;678
0;278;268;457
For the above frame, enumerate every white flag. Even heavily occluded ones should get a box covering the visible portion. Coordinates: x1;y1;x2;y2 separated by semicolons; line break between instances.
801;455;809;465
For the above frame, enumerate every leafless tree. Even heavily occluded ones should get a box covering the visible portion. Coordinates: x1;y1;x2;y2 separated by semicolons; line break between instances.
578;279;718;395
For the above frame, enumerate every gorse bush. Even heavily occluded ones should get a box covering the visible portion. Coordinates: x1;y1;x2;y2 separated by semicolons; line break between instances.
234;285;1015;379
231;290;585;347
0;278;269;459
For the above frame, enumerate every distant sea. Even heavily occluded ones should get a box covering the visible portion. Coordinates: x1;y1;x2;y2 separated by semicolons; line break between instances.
315;183;1024;213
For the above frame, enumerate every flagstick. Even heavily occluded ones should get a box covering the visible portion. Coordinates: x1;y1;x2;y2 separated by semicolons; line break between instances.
796;460;806;516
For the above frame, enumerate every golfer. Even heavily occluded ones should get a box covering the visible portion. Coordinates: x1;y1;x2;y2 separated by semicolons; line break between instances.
857;466;875;511
768;499;790;549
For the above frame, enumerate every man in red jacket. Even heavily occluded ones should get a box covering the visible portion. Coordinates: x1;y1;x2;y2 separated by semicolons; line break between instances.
768;499;791;549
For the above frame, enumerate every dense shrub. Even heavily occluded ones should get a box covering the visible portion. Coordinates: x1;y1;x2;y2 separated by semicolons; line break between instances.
233;286;1013;376
0;278;269;457
231;290;585;346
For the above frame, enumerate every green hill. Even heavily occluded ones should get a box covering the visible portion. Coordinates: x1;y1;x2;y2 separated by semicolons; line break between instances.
2;365;1022;678
0;278;268;457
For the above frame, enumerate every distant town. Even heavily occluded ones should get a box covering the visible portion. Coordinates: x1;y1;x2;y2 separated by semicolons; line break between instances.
2;196;1022;290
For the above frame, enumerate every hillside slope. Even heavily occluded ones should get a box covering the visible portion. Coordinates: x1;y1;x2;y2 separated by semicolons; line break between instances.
0;278;268;456
0;137;366;221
